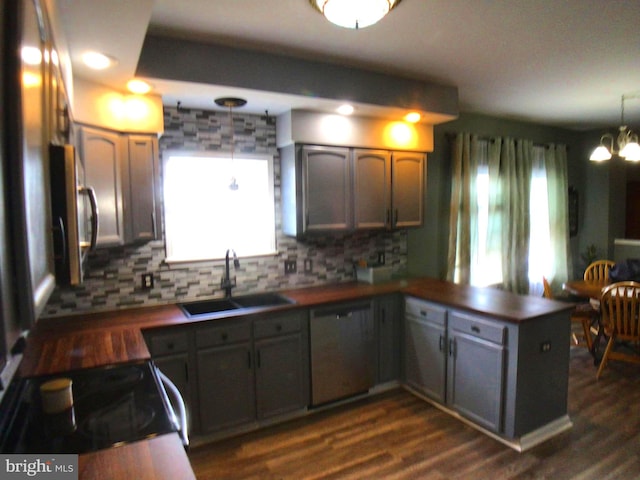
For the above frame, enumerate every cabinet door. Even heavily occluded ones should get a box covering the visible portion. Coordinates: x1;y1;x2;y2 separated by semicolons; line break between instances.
376;295;401;383
391;152;425;228
80;126;125;247
447;318;506;433
353;149;391;229
255;333;305;419
404;315;447;402
196;343;255;433
124;135;160;242
302;145;351;232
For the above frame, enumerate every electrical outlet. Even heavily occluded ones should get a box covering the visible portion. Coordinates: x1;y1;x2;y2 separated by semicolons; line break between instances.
540;341;551;353
304;258;313;273
284;260;297;275
141;273;154;290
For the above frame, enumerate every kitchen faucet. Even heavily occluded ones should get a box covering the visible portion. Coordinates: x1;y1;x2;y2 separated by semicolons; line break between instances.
221;249;240;298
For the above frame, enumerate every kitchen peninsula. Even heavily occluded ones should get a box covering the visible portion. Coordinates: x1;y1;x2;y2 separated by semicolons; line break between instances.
17;278;574;479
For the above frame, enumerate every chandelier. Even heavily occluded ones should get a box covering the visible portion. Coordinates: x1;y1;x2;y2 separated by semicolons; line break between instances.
309;0;403;29
590;94;640;162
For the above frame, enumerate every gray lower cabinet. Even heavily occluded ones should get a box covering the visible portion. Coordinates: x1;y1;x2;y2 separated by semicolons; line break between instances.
254;333;305;419
195;319;255;433
404;298;506;433
446;311;506;432
375;294;401;384
253;310;309;419
404;297;447;402
186;310;309;435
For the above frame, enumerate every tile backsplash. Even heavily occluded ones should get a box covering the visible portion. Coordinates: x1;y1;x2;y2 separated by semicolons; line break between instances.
42;107;407;317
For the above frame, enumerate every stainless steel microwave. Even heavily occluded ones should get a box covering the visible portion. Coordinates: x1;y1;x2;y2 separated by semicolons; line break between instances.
49;143;98;285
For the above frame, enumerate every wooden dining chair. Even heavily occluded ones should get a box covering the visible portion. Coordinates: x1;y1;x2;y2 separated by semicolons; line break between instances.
583;260;615;281
596;281;640;379
542;277;595;350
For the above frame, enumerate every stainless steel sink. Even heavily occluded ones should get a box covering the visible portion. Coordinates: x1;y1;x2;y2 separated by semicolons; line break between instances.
179;292;295;318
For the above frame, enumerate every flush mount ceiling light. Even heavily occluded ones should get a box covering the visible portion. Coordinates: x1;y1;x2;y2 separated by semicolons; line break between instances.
310;0;402;29
215;97;247;191
590;94;640;162
336;104;354;115
127;79;152;95
404;112;421;123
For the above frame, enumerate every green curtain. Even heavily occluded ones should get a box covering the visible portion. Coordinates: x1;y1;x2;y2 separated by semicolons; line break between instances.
500;139;533;294
544;144;572;288
446;133;478;283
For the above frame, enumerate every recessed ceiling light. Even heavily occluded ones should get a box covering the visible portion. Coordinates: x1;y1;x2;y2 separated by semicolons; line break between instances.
404;112;421;123
21;46;42;65
82;51;116;70
337;104;354;115
127;79;152;94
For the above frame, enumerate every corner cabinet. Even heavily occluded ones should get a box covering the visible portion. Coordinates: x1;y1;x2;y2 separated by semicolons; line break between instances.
280;144;426;236
79;126;161;247
375;294;402;384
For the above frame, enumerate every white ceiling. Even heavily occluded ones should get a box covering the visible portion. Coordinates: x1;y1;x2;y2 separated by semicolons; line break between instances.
54;0;640;131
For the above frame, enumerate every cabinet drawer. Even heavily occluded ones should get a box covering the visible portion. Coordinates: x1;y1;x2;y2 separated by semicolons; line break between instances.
254;312;302;339
450;311;506;345
405;297;447;327
148;330;189;356
196;321;251;348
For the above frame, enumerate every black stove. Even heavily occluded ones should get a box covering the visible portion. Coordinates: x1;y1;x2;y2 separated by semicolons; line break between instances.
0;361;178;454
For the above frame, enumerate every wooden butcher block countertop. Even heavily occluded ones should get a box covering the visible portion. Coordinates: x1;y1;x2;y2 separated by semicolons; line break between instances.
19;277;572;480
22;277;572;378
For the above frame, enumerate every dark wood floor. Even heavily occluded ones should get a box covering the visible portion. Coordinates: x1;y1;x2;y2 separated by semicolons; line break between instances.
188;348;640;479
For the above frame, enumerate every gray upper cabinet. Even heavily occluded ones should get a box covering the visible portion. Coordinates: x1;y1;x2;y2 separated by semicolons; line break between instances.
79;126;125;247
79;126;160;247
281;144;425;236
123;135;161;243
281;144;351;236
392;152;425;228
354;149;391;229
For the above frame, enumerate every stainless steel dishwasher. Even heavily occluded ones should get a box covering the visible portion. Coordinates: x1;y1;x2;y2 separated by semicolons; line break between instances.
310;302;375;406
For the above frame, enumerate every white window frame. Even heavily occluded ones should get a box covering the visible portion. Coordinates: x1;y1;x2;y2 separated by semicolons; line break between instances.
162;150;277;263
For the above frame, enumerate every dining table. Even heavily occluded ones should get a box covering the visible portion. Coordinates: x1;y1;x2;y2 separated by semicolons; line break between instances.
562;279;609;299
562;278;610;363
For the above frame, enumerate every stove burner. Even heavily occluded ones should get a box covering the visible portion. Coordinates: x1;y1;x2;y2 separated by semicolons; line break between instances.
78;366;144;393
80;396;156;441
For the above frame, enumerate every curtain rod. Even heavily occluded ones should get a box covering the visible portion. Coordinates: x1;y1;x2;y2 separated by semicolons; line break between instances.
445;132;565;150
